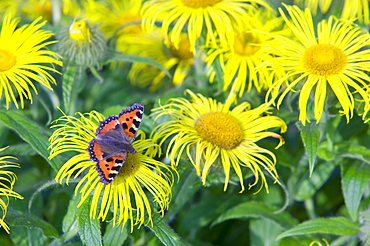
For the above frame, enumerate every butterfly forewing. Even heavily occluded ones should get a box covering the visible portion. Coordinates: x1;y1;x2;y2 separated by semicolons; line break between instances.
118;103;144;142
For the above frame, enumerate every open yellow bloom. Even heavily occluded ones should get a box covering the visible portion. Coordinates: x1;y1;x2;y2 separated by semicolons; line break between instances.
142;0;270;52
49;110;174;230
84;0;142;37
0;15;62;109
126;30;195;90
206;10;287;96
152;90;287;193
342;0;370;25
294;0;332;15
0;147;23;234
262;5;370;124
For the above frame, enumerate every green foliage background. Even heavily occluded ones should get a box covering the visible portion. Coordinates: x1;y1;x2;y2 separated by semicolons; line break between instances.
1;0;370;245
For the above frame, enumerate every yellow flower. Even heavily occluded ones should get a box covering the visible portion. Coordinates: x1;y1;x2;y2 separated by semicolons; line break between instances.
49;109;174;230
21;0;80;22
294;0;332;15
141;0;270;52
342;0;370;25
261;5;370;124
206;10;287;96
58;19;106;68
151;90;287;193
0;14;62;109
0;147;23;234
84;0;142;37
126;30;195;90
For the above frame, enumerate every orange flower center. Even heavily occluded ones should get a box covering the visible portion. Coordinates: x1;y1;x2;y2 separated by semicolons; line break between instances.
303;44;347;76
168;35;194;60
234;33;261;56
194;112;243;150
0;49;17;72
182;0;222;8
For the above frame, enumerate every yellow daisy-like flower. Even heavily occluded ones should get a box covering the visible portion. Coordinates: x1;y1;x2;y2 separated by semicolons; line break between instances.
294;0;332;15
151;90;287;193
206;10;286;96
141;0;270;52
126;30;194;90
0;147;23;234
84;0;142;37
342;0;370;25
262;5;370;125
0;14;62;109
49;109;174;230
20;0;80;22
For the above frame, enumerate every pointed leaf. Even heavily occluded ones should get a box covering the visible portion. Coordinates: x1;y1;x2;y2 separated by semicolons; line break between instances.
147;213;185;246
103;222;129;246
294;161;335;201
6;208;59;238
211;201;298;229
341;162;370;221
105;54;171;78
0;110;61;172
77;197;102;246
276;217;360;240
296;122;321;176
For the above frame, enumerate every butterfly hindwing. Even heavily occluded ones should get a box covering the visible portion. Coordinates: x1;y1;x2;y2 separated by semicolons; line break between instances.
118;103;144;142
95;153;127;184
87;139;104;162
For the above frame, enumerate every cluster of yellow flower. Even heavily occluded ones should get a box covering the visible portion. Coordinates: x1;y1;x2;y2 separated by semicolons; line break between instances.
1;0;370;236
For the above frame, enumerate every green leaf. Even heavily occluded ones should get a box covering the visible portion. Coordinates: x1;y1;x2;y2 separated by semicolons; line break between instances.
103;221;129;246
276;217;360;240
62;64;83;114
250;219;282;246
147;213;185;246
296;122;321;176
341;162;370;221
63;194;79;233
105;54;171;78
294;161;335;201
77;197;102;246
337;142;370;164
0;110;61;173
6;207;59;238
211;201;298;229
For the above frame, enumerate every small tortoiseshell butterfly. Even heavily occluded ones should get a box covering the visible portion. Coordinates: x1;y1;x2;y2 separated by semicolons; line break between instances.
87;103;144;185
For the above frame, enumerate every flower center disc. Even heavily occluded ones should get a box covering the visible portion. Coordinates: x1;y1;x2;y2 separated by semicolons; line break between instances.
118;153;140;178
234;33;261;56
169;35;194;60
195;112;243;150
0;49;17;72
182;0;222;8
303;44;347;76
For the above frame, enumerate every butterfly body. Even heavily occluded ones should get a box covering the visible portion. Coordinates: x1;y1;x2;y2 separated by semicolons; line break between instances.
87;103;144;184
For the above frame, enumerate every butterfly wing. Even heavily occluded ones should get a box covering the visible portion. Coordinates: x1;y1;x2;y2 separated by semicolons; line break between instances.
118;103;144;143
88;139;127;184
86;103;144;185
